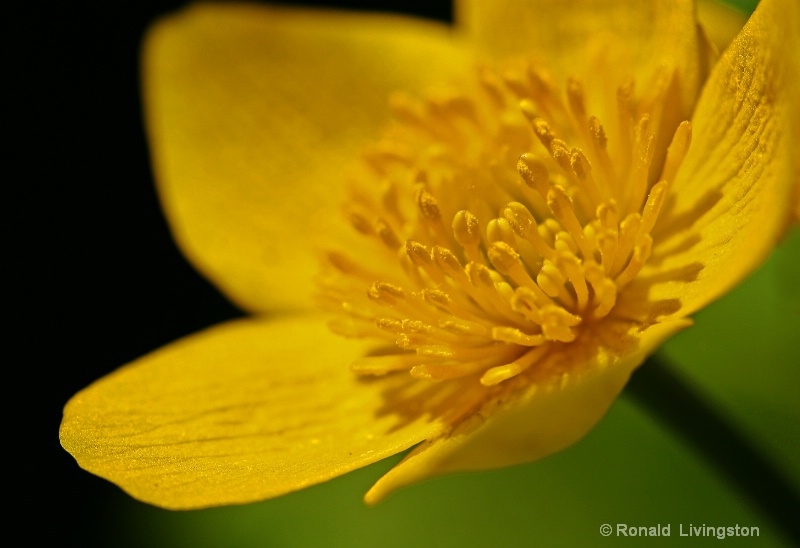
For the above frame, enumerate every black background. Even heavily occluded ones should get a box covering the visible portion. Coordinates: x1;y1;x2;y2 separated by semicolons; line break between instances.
24;1;449;546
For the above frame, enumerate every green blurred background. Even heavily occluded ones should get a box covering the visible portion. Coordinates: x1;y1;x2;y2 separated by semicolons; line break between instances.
35;0;798;546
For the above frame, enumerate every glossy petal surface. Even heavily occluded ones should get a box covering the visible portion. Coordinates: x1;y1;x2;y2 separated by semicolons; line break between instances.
455;0;706;117
144;4;470;312
60;316;446;509
642;0;800;318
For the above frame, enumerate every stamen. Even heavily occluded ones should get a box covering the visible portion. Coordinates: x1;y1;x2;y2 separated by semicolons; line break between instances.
557;250;589;311
375;219;401;249
537;261;575;309
491;327;546;346
405;240;432;266
588;115;615;185
503;202;557;262
411;356;500;382
453;210;483;263
417;187;442;221
551;139;573;172
566;77;587;125
517;154;550;198
616;81;635;169
546;186;595;260
486;218;517;247
480;345;550;386
368;281;407;306
351;353;428;375
349;211;376;236
539;304;581;342
626;115;655;213
326;251;379;280
570;148;604;206
406;240;444;284
661;121;692;185
584;262;617;319
323;58;680;388
529;116;556;151
615;233;653;289
611;213;642;276
488;242;536;289
439;318;489;337
640;180;669;234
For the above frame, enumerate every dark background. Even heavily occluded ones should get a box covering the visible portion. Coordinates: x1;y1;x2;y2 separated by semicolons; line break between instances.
26;1;449;546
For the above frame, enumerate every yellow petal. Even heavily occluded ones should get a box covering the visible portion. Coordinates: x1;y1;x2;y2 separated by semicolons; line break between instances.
364;319;692;504
697;0;748;54
645;0;800;318
60;316;446;510
455;0;707;117
144;4;470;313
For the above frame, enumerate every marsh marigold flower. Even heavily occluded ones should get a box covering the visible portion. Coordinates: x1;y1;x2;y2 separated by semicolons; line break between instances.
60;0;799;509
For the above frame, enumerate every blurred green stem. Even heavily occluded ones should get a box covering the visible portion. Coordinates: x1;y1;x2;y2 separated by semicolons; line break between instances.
626;356;799;544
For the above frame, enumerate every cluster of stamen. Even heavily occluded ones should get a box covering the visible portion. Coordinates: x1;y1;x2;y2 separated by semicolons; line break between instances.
317;59;691;387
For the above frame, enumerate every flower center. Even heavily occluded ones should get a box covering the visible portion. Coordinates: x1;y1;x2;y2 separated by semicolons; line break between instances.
317;58;691;387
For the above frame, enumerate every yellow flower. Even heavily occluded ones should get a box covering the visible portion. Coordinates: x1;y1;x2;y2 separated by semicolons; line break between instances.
60;0;798;510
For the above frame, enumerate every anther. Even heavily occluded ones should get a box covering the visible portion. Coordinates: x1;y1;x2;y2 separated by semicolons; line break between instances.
511;278;552;313
519;99;538;121
368;282;408;305
539;304;581;342
584;262;617;319
421;288;451;309
616;81;635;167
570;148;603;205
417;187;441;221
452;210;481;247
640;180;669;234
486;218;517;247
546;186;594;260
503;202;534;238
661;121;692;185
557;250;589;311
612;213;643;276
530;117;556;151
480;345;549;386
326;252;376;280
551;139;573;172
405;240;433;268
487;242;523;276
554;231;578;255
439;318;489;337
537;261;566;298
348;211;374;235
433;245;464;276
350;353;427;375
566;77;587;124
517;154;550;197
504;202;557;262
627;115;655;212
467;262;495;289
411;359;493;382
588;115;615;183
596;200;619;231
375;219;401;249
375;317;404;333
589;116;608;150
491;327;546;346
